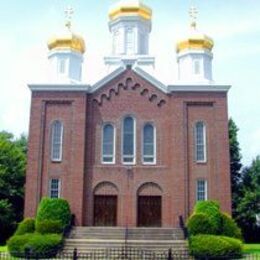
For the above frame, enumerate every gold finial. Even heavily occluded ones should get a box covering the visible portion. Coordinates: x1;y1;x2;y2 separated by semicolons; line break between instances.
65;6;74;30
189;6;198;29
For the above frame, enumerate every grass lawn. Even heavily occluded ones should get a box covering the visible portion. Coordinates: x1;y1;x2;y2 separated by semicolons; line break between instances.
0;246;7;252
243;244;260;254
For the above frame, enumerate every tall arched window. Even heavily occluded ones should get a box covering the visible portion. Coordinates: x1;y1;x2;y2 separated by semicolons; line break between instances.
102;124;115;164
195;121;206;162
122;116;135;164
143;123;156;164
51;120;63;162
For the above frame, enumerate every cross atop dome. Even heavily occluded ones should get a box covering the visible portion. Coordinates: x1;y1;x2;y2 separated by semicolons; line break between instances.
189;6;198;29
65;6;74;30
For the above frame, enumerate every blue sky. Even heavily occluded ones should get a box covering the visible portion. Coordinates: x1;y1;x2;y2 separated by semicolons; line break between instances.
0;0;259;166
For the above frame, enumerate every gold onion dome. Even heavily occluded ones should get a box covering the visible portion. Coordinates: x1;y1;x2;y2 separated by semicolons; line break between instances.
176;7;214;53
109;0;152;21
47;7;85;54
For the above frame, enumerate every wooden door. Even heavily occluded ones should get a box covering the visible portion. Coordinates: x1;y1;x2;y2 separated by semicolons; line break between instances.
137;196;162;227
94;195;117;226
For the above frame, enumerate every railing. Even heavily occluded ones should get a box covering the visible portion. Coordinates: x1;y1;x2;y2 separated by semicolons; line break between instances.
1;249;259;259
179;215;188;239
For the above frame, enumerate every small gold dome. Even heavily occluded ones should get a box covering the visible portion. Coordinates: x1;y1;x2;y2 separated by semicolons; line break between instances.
176;28;214;53
109;0;152;21
47;29;85;54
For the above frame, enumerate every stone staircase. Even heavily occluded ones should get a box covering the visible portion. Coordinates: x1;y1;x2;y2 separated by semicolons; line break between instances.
63;227;189;255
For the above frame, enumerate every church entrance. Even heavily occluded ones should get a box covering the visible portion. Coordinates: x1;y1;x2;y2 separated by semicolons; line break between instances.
137;183;162;227
137;196;162;227
94;195;117;226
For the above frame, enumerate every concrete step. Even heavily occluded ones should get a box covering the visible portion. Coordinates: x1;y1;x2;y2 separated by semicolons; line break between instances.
69;227;184;240
63;239;188;253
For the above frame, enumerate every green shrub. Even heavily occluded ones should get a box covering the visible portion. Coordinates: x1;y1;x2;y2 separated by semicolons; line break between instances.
187;213;217;235
220;213;242;240
7;233;63;257
36;220;63;234
15;218;35;235
36;198;71;229
7;234;31;256
189;234;242;258
195;200;221;234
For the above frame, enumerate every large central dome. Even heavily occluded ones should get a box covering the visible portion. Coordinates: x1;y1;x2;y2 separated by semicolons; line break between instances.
109;0;152;21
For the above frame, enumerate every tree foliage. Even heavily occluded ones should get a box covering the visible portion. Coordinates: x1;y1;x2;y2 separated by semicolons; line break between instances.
228;118;243;216
0;131;27;244
236;156;260;242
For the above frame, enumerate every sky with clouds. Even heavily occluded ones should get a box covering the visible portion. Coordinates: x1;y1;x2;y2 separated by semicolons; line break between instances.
0;0;259;166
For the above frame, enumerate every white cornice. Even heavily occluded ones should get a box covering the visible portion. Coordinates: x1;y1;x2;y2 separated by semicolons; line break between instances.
28;84;90;92
168;84;231;93
133;66;168;93
29;67;231;94
90;66;126;93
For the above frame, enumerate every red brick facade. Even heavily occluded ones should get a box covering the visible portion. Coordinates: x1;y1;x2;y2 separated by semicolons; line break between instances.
24;68;231;227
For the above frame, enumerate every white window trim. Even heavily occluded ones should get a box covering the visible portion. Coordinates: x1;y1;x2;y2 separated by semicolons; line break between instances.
142;123;156;165
48;179;61;198
196;179;208;201
122;115;136;165
101;123;116;164
195;121;207;163
51;121;63;162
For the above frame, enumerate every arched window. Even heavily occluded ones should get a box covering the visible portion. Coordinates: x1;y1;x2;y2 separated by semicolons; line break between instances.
102;124;115;164
143;123;156;164
195;121;206;162
126;28;134;55
193;59;201;75
122;116;135;164
51;120;63;162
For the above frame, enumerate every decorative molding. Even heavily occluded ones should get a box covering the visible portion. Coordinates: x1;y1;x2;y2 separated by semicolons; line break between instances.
29;84;89;92
92;77;166;108
168;84;231;93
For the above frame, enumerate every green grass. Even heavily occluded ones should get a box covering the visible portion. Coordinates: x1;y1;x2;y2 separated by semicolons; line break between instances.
0;245;7;252
243;244;260;254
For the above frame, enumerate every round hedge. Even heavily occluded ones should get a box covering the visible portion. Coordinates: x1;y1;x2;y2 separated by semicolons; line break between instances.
36;220;63;234
189;234;242;258
194;201;221;234
15;218;35;235
187;213;218;236
36;198;71;229
220;213;242;240
7;233;63;258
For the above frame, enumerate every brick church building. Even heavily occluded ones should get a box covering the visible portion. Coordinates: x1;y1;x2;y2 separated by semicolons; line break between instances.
24;0;231;228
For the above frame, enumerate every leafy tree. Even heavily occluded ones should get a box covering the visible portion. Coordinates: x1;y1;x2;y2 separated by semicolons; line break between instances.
0;131;27;244
228;119;243;216
236;156;260;242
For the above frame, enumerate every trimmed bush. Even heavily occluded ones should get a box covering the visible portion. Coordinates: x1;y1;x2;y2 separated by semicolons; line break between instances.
7;234;31;256
36;198;71;229
187;213;217;235
220;213;242;240
36;220;63;234
195;200;221;234
189;234;242;258
7;233;63;258
15;218;35;235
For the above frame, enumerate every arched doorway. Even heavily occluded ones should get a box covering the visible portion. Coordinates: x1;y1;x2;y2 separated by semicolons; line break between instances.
93;182;118;226
137;182;162;227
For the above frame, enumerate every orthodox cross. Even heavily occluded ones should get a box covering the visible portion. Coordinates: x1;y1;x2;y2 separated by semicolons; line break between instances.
65;6;74;29
189;6;198;28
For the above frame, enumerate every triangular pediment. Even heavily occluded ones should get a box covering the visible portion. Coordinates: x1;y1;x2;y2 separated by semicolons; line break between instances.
90;67;167;108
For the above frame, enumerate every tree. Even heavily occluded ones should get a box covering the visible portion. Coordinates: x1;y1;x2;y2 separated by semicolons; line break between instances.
0;131;27;244
228;119;243;217
236;156;260;242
